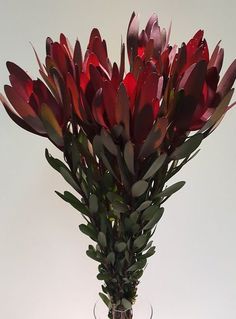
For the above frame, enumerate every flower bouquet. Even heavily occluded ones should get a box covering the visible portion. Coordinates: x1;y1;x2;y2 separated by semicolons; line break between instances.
1;12;236;319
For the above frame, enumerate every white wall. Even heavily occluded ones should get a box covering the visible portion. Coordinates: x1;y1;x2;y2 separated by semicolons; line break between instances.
0;0;235;318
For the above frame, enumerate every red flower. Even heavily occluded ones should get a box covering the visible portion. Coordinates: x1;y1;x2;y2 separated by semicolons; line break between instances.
1;12;236;155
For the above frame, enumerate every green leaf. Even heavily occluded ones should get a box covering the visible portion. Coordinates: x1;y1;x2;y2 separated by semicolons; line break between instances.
59;166;81;192
55;191;89;216
143;240;153;251
143;207;164;230
115;242;126;252
129;211;139;223
142;205;159;221
89;194;98;213
101;171;114;190
132;269;143;280
124;217;140;234
86;249;102;262
112;202;128;213
101;128;118;156
79;224;97;241
99;292;112;309
98;232;107;248
93;135;104;155
107;192;123;203
124;141;135;175
127;259;147;272
142;153;167;180
97;273;110;280
155;181;186;199
131;180;148;197
100;152;119;181
45;149;68;172
121;298;132;310
140;246;156;259
170;133;203;160
133;235;148;251
136;200;152;212
107;252;115;265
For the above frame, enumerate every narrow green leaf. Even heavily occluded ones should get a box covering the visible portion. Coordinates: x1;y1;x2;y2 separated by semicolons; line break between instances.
142;153;167;180
86;249;102;262
107;192;123;203
127;259;147;272
107;252;115;265
55;191;89;216
124;141;135;175
99;292;112;309
101;128;118;156
45;149;67;172
59;166;81;192
112;202;128;213
121;298;132;310
170;134;203;160
131;180;148;197
133;235;148;251
155;181;186;199
100;152;118;181
129;211;139;223
142;205;159;221
136;200;152;212
140;246;156;259
79;224;97;241
143;207;164;230
93;135;104;155
115;242;126;252
89;194;98;213
97;273;110;280
98;232;107;248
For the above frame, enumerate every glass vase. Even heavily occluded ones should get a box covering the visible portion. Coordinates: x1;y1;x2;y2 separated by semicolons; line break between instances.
93;298;153;319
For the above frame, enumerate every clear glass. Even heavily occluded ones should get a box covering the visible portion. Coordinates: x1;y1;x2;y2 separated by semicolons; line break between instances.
93;298;153;319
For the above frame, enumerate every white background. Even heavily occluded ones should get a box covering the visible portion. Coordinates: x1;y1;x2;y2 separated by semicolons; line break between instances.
0;0;235;318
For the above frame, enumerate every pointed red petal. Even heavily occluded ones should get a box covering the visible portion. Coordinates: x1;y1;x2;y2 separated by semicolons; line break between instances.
102;80;117;126
217;59;236;98
4;85;45;133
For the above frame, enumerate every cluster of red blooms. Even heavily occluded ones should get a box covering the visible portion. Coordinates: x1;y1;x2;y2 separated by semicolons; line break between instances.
1;12;236;153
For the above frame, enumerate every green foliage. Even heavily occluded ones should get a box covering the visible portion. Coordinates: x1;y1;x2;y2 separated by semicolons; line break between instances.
142;153;167;180
98;232;107;248
154;181;186;200
170;133;203;160
131;180;148;197
115;242;127;252
89;194;99;213
133;235;148;251
55;191;89;216
79;224;97;241
143;207;164;230
121;298;132;310
45;115;202;310
99;292;112;309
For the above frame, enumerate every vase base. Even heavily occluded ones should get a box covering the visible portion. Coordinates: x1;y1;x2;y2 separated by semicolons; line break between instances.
94;299;153;319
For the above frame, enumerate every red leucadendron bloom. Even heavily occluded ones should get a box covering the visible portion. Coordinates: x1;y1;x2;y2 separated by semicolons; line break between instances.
1;12;236;154
1;12;236;317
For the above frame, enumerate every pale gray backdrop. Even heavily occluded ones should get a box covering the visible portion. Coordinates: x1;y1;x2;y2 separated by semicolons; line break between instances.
0;0;235;318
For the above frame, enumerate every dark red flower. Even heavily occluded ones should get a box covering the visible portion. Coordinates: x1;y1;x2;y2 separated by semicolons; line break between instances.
1;12;236;155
